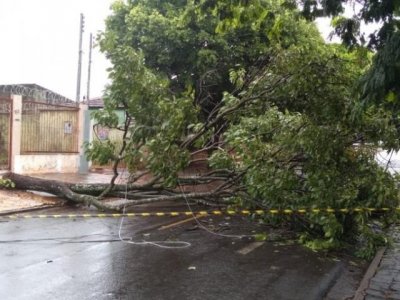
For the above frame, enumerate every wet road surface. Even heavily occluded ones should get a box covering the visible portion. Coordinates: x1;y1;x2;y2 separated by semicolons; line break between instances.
0;207;348;300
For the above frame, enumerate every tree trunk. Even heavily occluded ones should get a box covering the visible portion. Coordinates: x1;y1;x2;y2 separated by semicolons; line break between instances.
1;172;233;211
3;172;117;211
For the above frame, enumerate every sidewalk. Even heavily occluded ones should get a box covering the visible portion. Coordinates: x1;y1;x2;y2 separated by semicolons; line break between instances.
0;171;123;214
0;189;60;214
363;225;400;299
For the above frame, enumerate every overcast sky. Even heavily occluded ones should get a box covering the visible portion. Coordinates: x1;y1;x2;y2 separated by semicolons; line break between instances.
0;0;113;101
0;1;378;102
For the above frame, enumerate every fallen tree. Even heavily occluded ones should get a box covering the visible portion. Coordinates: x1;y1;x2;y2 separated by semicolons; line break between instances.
3;172;113;210
2;171;239;211
3;1;399;257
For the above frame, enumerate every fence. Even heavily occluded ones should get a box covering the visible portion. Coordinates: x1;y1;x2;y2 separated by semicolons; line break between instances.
0;97;11;169
21;101;79;153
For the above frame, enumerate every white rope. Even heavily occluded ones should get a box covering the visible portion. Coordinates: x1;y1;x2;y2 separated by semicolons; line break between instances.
117;205;191;249
178;182;253;239
116;169;191;249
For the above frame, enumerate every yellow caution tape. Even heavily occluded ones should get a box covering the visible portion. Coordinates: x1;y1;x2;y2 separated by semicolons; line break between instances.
1;207;399;219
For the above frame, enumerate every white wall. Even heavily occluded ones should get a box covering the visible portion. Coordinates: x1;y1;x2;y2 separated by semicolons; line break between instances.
13;154;79;174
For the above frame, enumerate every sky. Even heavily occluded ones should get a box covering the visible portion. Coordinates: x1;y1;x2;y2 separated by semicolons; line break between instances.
0;0;379;102
315;2;381;43
0;0;113;101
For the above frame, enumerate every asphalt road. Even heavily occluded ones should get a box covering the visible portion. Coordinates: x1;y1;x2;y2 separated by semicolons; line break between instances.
0;207;353;300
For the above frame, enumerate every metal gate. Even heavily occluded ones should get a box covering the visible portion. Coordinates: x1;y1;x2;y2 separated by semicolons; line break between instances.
0;97;12;170
21;101;79;153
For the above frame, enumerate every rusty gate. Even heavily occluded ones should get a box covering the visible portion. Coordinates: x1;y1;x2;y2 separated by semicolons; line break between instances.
0;97;12;170
21;101;79;153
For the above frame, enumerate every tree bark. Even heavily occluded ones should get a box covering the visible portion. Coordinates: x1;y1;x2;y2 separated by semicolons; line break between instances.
1;172;233;211
3;172;117;211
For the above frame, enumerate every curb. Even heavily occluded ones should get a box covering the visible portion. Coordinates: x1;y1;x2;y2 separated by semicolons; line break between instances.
0;204;62;217
313;261;345;300
353;247;386;300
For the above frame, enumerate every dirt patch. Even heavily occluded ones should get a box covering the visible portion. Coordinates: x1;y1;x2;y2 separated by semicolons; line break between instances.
0;189;61;213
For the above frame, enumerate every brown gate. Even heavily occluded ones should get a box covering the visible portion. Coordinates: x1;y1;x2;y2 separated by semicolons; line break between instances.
21;101;79;153
0;97;12;170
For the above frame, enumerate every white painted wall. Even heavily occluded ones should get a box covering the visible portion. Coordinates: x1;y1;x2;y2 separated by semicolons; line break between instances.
13;154;79;174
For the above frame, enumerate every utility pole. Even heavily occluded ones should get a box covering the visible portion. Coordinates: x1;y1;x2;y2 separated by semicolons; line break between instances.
86;33;93;102
76;13;84;102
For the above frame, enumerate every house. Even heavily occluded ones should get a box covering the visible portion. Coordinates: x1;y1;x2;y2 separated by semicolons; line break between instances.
0;84;88;174
87;97;125;170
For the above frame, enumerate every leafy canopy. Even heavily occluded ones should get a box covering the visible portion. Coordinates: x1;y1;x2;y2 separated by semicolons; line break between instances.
91;0;400;257
298;0;400;119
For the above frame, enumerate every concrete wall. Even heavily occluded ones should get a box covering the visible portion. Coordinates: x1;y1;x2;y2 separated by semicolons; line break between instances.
10;95;22;172
12;154;80;174
78;104;89;173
